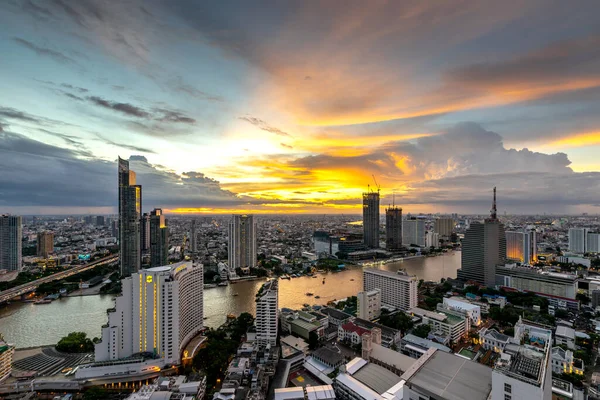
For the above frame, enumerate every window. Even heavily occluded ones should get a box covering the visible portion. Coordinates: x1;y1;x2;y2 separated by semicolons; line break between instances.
504;395;511;400
504;383;511;394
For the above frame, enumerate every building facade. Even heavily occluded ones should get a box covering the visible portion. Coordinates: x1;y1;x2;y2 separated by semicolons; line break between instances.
0;215;22;272
94;261;203;365
256;280;278;347
362;192;380;248
118;157;142;277
506;229;537;264
150;208;169;268
0;336;14;383
357;289;381;321
228;214;257;270
568;228;588;254
587;232;600;253
402;218;425;247
434;218;455;241
363;268;417;311
385;207;402;250
141;213;150;252
495;265;578;299
36;231;54;258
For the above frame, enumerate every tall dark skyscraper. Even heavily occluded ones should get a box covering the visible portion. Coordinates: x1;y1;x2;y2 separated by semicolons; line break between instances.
228;214;256;269
457;187;506;286
118;157;142;277
362;191;380;248
385;206;402;250
190;219;197;254
150;208;169;268
0;215;22;272
140;212;150;251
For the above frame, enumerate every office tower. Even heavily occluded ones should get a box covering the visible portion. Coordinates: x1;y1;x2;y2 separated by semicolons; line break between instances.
363;268;418;311
0;335;14;383
118;157;142;277
141;213;150;251
568;228;588;253
111;219;119;238
84;215;93;225
505;229;537;264
403;218;426;247
94;261;203;364
190;219;197;254
457;187;506;286
385;206;402;250
0;215;22;272
425;232;440;248
434;218;455;241
228;214;257;269
357;289;381;321
588;232;600;253
150;208;169;268
36;231;54;258
256;280;278;347
95;216;105;227
362;191;380;248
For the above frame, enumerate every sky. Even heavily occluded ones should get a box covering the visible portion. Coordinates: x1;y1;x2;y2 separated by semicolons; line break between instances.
1;0;600;215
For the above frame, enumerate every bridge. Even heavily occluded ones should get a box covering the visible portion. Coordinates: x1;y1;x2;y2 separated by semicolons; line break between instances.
0;255;119;304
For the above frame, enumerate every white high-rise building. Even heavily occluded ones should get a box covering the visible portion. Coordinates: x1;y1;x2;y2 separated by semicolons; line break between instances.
229;215;257;270
357;289;381;321
402;218;426;247
568;228;588;254
506;229;537;264
256;280;278;347
425;232;440;248
363;268;418;311
587;232;600;253
94;261;203;365
0;215;22;272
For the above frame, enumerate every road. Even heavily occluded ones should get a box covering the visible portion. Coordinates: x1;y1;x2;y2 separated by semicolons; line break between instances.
0;255;119;304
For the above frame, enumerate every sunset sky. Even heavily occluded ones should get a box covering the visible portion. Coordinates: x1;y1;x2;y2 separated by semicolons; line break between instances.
1;0;600;215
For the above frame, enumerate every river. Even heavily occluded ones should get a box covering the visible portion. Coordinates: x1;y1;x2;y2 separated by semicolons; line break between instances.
0;252;460;348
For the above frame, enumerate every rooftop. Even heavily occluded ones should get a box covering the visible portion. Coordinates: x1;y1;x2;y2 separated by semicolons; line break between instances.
353;363;402;394
311;347;344;366
363;267;416;281
403;350;492;400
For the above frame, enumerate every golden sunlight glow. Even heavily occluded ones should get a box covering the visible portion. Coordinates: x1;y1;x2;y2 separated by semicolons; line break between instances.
546;132;600;148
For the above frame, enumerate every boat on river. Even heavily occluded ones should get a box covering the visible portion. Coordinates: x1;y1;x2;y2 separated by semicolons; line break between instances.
34;299;52;305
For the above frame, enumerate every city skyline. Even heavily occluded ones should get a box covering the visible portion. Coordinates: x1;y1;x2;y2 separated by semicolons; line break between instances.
2;1;600;215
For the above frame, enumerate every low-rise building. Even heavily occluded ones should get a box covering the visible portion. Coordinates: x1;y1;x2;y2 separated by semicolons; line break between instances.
352;318;401;348
274;385;336;400
551;347;584;376
281;310;326;340
442;297;481;326
555;325;576;350
338;322;370;346
408;307;468;344
399;333;451;359
318;307;353;327
496;264;578;299
480;328;511;353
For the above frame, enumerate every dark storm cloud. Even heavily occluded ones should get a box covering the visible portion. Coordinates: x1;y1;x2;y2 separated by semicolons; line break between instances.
239;116;291;137
13;37;78;65
87;96;150;118
95;134;157;154
0;130;241;209
60;83;89;93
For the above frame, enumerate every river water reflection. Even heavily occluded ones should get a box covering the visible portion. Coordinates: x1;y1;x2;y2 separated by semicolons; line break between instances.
0;252;460;348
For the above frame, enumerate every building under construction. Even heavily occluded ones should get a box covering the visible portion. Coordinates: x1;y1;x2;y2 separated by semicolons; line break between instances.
386;206;402;250
363;190;380;249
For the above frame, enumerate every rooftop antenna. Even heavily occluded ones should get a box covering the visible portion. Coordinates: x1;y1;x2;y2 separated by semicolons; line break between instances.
491;186;497;220
392;191;396;208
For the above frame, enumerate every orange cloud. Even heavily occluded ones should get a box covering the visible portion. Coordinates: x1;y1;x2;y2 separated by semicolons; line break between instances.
546;131;600;148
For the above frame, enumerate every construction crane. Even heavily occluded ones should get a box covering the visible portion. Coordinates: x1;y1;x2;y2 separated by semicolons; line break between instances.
371;175;381;194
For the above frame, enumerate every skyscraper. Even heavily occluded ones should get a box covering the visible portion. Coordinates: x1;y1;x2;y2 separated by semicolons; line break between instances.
506;229;537;264
36;231;54;258
434;218;455;241
141;213;150;251
256;280;278;347
457;187;506;286
190;219;197;254
0;215;22;272
118;157;142;277
362;191;380;248
94;261;203;365
385;206;402;250
95;216;105;227
150;208;169;268
228;215;256;270
568;228;588;254
363;268;418;311
403;218;426;247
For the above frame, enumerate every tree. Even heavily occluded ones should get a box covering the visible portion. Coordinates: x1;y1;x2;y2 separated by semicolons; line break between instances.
576;293;590;304
379;312;414;333
56;332;94;353
308;331;319;350
412;324;431;339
